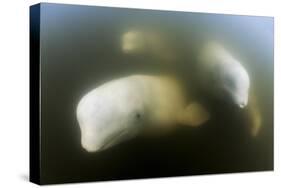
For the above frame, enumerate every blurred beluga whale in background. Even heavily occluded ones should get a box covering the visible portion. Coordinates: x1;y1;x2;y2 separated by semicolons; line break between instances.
121;29;249;108
196;41;261;136
121;29;183;64
197;41;250;108
120;27;262;136
76;75;210;152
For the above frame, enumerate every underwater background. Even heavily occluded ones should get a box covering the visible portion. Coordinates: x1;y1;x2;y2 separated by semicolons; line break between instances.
39;3;273;184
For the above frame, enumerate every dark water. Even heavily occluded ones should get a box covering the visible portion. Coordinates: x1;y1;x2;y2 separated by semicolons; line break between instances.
39;3;273;184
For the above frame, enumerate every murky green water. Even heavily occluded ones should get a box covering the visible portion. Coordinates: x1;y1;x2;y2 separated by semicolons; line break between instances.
39;3;273;184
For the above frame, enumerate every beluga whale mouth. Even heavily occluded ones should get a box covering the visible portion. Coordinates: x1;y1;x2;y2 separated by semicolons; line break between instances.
238;99;248;108
99;128;132;151
239;103;246;108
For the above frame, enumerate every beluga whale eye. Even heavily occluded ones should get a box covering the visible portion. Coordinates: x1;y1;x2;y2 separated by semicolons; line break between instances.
135;112;141;120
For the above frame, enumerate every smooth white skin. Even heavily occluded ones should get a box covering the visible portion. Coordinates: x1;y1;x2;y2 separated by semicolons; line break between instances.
198;41;250;108
76;75;209;152
219;61;250;108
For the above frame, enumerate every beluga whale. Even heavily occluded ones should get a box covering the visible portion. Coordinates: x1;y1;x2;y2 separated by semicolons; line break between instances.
76;75;210;152
196;41;261;136
197;41;250;108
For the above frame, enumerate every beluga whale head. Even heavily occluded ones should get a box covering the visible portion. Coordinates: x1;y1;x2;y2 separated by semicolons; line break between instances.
76;78;145;152
198;41;250;108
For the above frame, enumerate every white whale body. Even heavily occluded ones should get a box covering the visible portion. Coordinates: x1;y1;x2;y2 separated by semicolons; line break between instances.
197;41;250;108
76;75;209;152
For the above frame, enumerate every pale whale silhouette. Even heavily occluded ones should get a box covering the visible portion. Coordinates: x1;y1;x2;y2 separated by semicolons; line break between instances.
197;41;261;136
197;41;250;108
76;75;209;152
